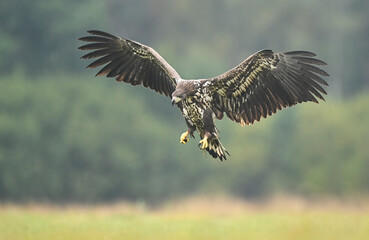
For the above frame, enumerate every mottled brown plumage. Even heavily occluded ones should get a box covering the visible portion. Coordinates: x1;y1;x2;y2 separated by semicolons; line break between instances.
79;30;329;161
208;49;329;126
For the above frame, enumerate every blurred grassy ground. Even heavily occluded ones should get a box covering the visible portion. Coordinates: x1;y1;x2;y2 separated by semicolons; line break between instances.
1;197;368;240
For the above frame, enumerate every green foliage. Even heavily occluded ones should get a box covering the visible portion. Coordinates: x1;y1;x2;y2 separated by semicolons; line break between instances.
0;74;368;203
225;96;369;198
0;74;194;202
0;0;106;74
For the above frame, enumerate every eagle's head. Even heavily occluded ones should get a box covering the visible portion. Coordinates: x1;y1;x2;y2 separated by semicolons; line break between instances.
171;80;197;105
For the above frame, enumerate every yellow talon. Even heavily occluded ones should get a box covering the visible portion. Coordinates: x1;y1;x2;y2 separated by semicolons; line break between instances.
180;131;189;144
199;136;209;149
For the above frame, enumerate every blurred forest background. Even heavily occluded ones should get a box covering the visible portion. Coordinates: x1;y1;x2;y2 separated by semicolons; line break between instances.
0;0;368;205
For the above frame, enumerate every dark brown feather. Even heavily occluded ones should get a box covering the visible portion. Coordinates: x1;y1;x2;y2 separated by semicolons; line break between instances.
284;51;316;57
78;36;110;43
291;56;327;65
79;30;180;98
81;49;111;59
78;43;110;50
87;30;119;39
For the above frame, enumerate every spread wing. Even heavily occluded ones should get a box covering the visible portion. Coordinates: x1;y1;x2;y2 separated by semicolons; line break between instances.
207;49;329;125
79;30;181;97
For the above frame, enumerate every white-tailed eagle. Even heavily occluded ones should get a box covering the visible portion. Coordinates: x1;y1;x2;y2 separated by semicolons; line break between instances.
79;30;329;161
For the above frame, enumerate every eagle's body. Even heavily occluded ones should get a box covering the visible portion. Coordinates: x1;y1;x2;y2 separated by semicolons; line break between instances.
173;79;229;159
79;30;329;160
179;80;210;132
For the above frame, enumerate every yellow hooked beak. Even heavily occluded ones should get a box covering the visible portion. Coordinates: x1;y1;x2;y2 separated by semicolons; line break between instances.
171;96;182;105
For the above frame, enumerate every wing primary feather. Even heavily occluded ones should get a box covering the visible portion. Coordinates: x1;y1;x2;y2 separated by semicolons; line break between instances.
106;58;128;77
298;62;329;76
265;72;293;105
286;66;328;95
98;58;127;77
117;60;136;83
87;30;119;39
273;69;313;102
282;69;321;102
284;51;316;57
78;43;110;50
292;56;327;65
126;60;141;84
81;49;111;59
113;55;134;76
300;69;329;86
86;54;115;69
298;76;326;101
95;61;116;77
78;36;110;43
283;58;329;87
300;74;327;95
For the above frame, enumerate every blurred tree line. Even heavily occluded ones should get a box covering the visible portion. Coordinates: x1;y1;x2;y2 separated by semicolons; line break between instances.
0;0;368;204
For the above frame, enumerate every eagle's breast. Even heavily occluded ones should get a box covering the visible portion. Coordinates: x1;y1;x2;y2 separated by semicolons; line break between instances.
182;98;203;128
182;84;213;135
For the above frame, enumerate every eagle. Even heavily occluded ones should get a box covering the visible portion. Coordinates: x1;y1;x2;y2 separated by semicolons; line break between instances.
79;30;329;161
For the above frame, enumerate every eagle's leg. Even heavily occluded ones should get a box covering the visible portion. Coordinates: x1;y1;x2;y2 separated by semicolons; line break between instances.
180;119;196;144
180;131;189;144
199;132;211;149
198;108;215;150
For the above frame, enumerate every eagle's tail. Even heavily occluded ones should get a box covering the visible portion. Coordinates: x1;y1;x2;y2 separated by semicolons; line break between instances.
205;137;230;161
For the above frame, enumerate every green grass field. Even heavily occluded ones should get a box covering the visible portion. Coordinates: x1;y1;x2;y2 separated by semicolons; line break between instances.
1;197;368;240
